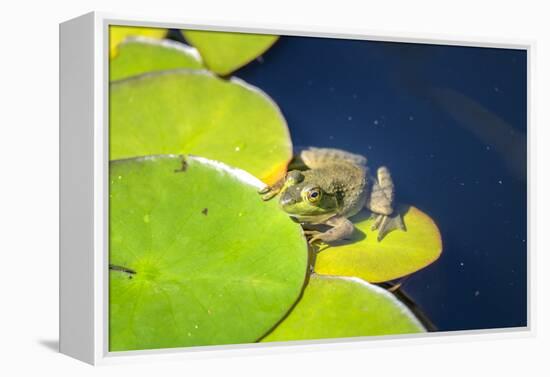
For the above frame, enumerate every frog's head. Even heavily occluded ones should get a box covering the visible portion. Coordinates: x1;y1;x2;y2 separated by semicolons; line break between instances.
279;170;339;222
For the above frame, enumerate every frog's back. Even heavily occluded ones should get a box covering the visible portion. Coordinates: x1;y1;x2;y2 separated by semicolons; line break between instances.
299;147;367;170
304;157;368;218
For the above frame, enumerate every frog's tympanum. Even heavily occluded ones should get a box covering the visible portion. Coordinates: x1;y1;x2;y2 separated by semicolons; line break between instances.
259;147;405;244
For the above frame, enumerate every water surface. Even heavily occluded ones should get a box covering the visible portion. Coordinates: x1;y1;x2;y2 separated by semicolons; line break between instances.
234;35;528;332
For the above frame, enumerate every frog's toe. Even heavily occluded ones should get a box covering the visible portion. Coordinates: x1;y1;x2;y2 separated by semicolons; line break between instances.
260;191;278;201
304;229;321;239
259;176;287;201
304;230;326;246
372;213;406;242
371;214;384;231
303;230;320;235
258;186;278;201
258;185;271;194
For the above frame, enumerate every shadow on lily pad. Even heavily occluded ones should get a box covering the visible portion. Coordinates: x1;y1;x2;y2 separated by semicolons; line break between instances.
314;204;442;283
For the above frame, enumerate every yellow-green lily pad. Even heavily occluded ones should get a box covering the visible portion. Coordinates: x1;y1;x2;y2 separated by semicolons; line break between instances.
109;25;167;59
183;30;278;75
110;70;292;185
262;275;425;342
110;37;203;81
314;206;442;283
109;155;308;351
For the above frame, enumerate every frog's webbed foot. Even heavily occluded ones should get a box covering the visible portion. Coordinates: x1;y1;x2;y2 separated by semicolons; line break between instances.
304;216;354;245
371;212;405;242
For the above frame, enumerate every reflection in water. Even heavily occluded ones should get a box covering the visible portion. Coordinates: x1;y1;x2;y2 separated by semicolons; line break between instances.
429;87;526;181
384;44;526;181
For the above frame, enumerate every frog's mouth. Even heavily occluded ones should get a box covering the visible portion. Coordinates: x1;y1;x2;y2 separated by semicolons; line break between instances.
287;212;336;224
280;189;337;223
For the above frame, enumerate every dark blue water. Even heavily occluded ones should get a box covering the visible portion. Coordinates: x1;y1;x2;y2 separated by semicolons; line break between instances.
233;36;527;332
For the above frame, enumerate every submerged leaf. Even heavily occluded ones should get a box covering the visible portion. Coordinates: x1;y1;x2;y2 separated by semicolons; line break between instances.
109;25;167;59
110;70;292;185
314;206;442;283
262;275;425;342
110;37;203;81
183;30;278;75
109;155;308;351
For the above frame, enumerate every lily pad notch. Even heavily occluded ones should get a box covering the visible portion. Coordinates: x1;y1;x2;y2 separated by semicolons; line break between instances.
183;30;279;75
109;69;293;185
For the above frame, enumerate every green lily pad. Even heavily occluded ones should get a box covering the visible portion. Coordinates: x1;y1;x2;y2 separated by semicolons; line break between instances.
262;275;425;342
183;30;278;75
110;70;292;185
314;206;442;283
110;25;167;59
110;37;203;81
109;155;308;351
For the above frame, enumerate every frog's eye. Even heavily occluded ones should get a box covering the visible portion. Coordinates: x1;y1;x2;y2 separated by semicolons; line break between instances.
306;187;322;203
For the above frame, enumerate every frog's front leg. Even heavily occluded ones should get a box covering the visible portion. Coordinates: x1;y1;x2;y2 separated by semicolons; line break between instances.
259;170;304;201
258;176;285;201
305;216;354;245
366;166;405;241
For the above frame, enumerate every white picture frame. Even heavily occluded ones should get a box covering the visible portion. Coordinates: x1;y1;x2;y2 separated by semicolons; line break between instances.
59;11;533;365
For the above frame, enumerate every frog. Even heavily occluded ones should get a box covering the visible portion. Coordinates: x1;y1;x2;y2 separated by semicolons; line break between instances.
259;147;405;244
